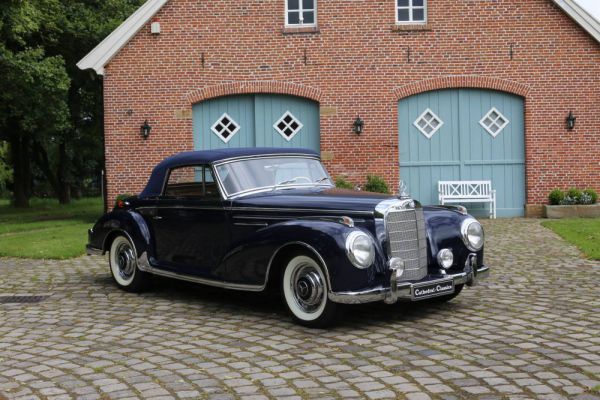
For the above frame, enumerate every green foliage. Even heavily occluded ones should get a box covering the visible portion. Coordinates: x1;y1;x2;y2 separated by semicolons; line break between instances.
548;189;565;205
0;197;103;259
335;177;354;190
114;193;134;207
582;189;598;205
0;142;11;196
562;188;582;205
542;218;600;260
364;174;389;194
0;0;145;205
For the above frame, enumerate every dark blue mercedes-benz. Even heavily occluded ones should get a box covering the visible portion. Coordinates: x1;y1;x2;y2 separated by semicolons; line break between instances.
87;148;489;327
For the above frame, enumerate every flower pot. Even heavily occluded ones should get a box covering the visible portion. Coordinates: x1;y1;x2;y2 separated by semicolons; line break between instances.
544;204;600;218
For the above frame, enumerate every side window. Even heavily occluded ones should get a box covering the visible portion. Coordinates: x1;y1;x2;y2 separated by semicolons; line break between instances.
286;0;317;27
396;0;426;24
164;166;219;198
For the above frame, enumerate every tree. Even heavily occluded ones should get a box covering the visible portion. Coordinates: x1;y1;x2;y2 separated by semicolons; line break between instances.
0;142;12;196
0;0;143;206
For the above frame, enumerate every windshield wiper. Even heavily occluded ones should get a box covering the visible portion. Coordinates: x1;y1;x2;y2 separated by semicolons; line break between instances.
314;177;329;184
276;178;298;186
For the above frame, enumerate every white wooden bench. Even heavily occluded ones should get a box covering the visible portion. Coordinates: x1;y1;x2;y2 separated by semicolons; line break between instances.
438;180;497;219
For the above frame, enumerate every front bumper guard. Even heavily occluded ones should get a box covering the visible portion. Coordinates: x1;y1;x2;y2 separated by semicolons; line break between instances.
328;264;490;305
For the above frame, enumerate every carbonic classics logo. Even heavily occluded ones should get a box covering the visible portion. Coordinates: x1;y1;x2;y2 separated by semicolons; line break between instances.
414;283;453;297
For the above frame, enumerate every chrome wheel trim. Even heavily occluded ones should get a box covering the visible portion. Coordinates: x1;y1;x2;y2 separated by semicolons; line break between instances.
110;236;137;286
283;255;327;321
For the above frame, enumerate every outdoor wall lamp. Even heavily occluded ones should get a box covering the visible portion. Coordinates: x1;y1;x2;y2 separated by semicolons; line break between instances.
566;111;576;130
140;120;152;139
353;116;364;135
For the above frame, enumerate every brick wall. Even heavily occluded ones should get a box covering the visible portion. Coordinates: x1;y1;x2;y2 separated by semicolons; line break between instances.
103;0;600;209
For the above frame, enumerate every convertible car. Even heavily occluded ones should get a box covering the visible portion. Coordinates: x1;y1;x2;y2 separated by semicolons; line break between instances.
87;148;489;327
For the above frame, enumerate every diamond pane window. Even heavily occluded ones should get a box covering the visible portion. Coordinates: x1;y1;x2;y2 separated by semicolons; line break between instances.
274;111;304;141
413;108;443;139
211;113;240;143
479;107;509;138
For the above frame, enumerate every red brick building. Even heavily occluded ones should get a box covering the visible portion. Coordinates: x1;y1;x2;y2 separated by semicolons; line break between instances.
78;0;600;217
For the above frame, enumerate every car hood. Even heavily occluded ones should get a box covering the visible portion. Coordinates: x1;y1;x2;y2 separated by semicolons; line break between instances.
230;187;395;214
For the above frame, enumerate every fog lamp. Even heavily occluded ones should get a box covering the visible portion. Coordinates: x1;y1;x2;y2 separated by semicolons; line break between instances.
437;248;454;269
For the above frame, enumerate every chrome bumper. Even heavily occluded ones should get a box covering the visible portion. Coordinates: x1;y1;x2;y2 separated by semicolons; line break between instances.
328;265;490;305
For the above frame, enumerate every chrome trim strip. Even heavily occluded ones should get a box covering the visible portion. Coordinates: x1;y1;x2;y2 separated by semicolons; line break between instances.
328;265;490;304
136;241;332;294
86;246;103;256
229;207;374;216
137;252;265;292
233;222;269;227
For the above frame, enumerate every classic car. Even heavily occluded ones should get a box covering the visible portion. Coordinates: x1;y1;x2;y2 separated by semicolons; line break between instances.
87;148;489;327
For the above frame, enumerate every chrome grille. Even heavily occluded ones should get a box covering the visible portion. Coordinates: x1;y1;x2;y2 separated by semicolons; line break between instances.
386;207;427;281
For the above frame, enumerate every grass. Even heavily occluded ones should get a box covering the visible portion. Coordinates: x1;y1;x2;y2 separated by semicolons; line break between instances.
0;197;103;259
542;218;600;260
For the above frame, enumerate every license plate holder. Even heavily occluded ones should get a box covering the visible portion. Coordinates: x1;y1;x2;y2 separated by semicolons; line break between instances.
412;279;455;300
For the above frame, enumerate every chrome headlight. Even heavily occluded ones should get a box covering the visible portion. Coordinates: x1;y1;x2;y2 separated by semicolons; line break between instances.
461;218;484;251
345;231;375;269
437;248;454;269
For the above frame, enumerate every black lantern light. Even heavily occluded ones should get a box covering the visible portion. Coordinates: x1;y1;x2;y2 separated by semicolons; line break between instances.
140;120;152;139
353;116;364;135
566;111;576;130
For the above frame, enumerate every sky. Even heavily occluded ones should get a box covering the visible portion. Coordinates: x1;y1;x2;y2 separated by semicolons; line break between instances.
575;0;600;22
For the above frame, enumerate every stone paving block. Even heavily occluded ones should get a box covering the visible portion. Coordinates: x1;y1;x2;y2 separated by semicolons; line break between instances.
0;219;599;400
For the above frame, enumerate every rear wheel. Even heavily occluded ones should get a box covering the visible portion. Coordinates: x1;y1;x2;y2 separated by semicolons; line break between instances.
109;235;149;292
281;254;338;328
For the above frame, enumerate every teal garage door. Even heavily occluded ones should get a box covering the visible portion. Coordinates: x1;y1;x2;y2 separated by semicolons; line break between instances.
193;94;320;153
399;89;525;217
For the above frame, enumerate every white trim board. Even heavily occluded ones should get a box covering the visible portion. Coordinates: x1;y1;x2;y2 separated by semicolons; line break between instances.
553;0;600;43
77;0;169;75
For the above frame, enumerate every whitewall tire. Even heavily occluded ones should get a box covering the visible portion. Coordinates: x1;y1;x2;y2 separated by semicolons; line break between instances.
281;254;338;328
109;235;149;292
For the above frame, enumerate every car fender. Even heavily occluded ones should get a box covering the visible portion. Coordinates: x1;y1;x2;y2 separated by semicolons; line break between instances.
89;210;152;258
222;219;388;293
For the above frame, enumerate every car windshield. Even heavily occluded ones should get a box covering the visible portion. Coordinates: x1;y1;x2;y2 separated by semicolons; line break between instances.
215;156;333;197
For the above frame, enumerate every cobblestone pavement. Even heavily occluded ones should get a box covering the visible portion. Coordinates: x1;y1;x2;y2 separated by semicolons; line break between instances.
0;219;599;400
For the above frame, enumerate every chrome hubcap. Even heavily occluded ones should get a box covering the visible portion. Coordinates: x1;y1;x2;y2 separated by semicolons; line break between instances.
116;242;135;280
291;264;324;313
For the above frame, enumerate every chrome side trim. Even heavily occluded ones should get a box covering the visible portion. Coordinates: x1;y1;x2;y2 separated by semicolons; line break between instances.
136;241;332;294
136;252;265;292
86;245;103;256
229;207;374;216
328;265;490;304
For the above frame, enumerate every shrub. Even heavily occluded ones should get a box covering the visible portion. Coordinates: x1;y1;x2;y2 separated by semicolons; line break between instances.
335;177;355;190
561;188;582;205
581;189;598;205
365;174;389;194
548;189;564;205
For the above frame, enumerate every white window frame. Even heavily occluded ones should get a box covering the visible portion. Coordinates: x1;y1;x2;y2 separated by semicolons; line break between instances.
413;108;443;139
479;107;510;138
274;111;304;142
396;0;427;25
211;113;241;144
285;0;317;27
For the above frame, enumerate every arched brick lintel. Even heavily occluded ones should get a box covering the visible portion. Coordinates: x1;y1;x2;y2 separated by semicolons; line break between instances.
186;81;323;104
393;76;530;100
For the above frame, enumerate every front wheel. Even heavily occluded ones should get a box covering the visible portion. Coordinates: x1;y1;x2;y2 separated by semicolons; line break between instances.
281;254;338;328
109;235;149;292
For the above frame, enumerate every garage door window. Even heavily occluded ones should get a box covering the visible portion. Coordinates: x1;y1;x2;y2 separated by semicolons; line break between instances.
480;107;509;138
274;111;304;141
211;113;241;143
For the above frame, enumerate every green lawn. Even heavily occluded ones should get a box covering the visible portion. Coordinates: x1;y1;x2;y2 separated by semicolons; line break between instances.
0;197;103;259
542;218;600;260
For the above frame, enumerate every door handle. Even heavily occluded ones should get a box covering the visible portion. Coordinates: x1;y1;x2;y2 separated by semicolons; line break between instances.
153;216;163;220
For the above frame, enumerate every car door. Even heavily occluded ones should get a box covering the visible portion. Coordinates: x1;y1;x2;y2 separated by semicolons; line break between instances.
152;165;229;279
